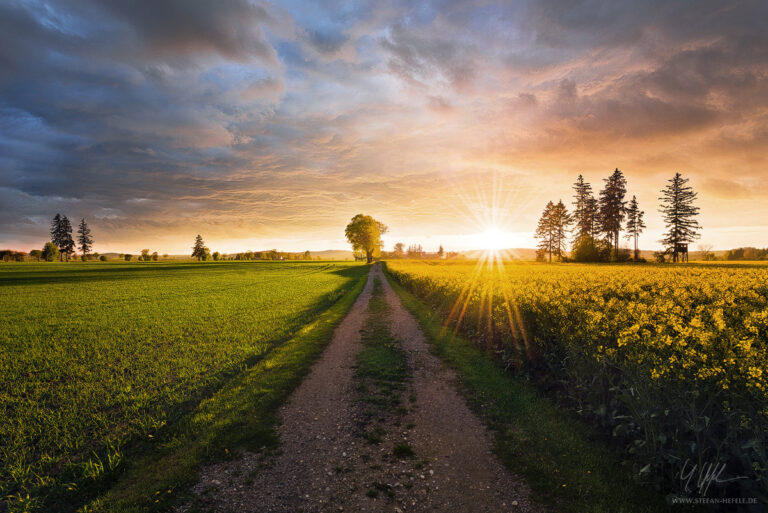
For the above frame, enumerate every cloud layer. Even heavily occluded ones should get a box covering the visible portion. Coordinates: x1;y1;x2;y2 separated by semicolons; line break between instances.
1;0;767;252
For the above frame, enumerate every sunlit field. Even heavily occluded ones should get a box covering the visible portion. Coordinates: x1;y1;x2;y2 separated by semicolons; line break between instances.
385;259;768;500
0;261;365;509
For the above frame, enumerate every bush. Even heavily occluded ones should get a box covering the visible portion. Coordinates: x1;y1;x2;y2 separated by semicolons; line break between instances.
99;255;107;261
124;254;132;261
571;236;604;262
42;242;59;262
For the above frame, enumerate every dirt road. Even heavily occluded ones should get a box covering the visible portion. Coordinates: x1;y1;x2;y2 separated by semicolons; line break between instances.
188;264;541;513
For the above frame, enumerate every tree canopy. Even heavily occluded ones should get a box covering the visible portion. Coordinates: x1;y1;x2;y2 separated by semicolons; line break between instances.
344;214;387;264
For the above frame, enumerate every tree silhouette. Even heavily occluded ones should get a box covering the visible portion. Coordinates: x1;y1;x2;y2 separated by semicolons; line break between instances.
572;175;595;245
534;201;555;262
191;235;206;261
51;215;75;261
551;200;572;260
659;173;700;262
437;245;445;258
345;214;387;264
599;168;628;259
77;218;93;257
624;196;646;261
50;214;68;261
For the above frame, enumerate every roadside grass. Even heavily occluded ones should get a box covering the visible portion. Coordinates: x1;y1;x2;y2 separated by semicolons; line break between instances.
386;274;675;513
83;267;370;512
354;276;410;443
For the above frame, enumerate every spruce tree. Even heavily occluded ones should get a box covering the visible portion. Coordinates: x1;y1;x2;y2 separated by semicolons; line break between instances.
534;201;555;262
51;214;63;261
624;196;646;261
77;218;94;257
59;216;75;261
598;168;628;258
659;173;700;262
572;175;593;243
551;200;572;260
192;234;206;261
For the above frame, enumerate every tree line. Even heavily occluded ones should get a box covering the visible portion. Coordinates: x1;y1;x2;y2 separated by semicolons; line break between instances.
535;170;700;263
188;234;317;261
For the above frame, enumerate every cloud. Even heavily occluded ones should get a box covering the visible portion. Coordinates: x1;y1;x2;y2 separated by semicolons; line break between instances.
1;0;768;252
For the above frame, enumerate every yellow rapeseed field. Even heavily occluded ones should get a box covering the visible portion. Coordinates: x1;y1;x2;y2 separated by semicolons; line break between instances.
386;259;768;497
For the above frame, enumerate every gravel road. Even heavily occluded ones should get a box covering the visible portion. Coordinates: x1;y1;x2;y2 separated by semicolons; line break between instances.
187;264;542;513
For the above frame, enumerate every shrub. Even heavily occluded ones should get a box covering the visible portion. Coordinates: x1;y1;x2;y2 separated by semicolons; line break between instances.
100;255;107;261
124;254;132;261
42;242;59;262
571;236;603;262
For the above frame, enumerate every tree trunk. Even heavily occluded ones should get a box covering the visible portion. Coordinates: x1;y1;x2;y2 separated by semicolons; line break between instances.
366;250;373;264
634;235;638;261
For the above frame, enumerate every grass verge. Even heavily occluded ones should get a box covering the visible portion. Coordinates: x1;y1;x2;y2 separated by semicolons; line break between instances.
355;276;409;443
385;273;675;513
83;268;370;512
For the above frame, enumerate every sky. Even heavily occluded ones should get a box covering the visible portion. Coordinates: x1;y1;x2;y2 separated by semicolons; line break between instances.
1;0;767;254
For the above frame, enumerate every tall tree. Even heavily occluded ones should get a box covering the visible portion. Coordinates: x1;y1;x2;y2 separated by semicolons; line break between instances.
77;218;94;257
571;175;595;244
624;196;646;261
58;216;75;261
191;234;206;261
393;242;405;258
437;244;445;258
534;201;555;262
599;168;628;258
551;200;572;260
345;214;387;264
50;214;64;261
659;173;701;262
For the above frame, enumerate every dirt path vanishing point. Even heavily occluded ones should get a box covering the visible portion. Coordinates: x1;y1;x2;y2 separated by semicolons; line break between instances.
188;264;542;513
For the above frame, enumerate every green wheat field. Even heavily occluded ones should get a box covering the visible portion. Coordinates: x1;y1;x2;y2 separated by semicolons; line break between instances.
0;261;367;511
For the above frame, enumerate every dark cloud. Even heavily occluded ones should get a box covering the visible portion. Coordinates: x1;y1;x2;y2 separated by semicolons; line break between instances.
95;0;278;64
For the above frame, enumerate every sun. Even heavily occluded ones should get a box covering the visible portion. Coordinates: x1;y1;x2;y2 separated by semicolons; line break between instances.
479;227;506;250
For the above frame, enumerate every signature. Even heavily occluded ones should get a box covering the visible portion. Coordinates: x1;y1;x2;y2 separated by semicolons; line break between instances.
679;459;747;496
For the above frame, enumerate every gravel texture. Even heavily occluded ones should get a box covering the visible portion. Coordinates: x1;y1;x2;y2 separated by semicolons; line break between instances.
187;264;542;513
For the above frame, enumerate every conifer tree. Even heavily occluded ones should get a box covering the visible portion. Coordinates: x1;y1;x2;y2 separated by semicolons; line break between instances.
624;196;646;261
572;175;595;245
551;200;572;260
51;215;75;261
659;173;701;262
191;234;206;261
534;201;555;262
51;214;63;261
77;218;94;257
598;168;628;258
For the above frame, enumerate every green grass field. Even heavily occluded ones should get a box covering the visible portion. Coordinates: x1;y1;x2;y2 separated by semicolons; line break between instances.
0;261;366;511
